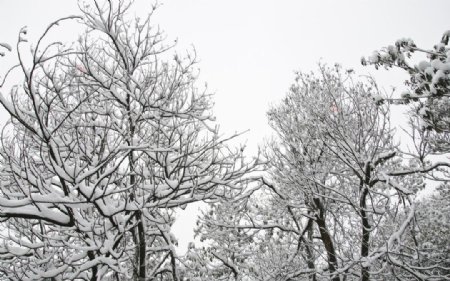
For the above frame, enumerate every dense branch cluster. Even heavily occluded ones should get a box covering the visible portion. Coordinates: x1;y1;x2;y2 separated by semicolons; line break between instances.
0;1;257;280
181;66;449;281
0;1;448;281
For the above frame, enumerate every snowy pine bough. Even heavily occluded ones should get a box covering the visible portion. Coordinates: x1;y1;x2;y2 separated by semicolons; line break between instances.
362;30;450;134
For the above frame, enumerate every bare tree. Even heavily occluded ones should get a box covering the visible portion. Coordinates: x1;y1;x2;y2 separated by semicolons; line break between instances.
0;1;257;280
183;65;444;281
264;65;409;281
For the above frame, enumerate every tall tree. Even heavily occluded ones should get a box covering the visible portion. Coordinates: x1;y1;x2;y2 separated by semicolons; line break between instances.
184;65;438;281
264;65;413;281
0;1;256;280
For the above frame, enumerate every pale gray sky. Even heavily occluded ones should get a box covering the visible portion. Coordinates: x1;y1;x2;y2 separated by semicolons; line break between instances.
0;0;449;253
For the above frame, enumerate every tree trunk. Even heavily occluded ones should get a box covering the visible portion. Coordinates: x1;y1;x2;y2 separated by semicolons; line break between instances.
313;198;340;281
88;250;98;281
360;185;370;281
137;213;146;280
305;219;317;281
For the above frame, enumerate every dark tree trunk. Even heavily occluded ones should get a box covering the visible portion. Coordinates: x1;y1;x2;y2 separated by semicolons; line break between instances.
305;219;317;281
360;185;370;281
137;213;146;280
88;250;98;281
313;198;340;281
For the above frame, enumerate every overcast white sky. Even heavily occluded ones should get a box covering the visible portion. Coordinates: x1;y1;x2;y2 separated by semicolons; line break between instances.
0;0;449;253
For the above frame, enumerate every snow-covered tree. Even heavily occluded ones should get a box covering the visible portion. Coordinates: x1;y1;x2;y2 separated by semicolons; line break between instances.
362;30;450;136
0;1;257;280
184;65;448;281
362;32;450;280
262;65;415;281
383;184;450;280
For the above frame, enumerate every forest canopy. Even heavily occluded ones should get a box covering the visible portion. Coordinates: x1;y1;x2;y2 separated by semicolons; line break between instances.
0;1;448;280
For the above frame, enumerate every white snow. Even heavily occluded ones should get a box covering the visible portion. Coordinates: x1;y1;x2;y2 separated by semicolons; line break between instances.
0;42;12;51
